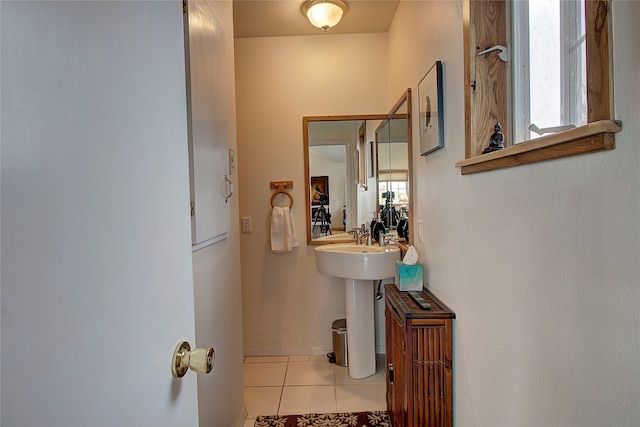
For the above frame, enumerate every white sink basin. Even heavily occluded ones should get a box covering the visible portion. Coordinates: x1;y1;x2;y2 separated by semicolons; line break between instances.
314;243;400;379
314;232;355;243
315;243;400;280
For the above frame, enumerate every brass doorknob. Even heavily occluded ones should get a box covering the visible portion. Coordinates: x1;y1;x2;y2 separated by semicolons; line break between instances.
171;341;215;378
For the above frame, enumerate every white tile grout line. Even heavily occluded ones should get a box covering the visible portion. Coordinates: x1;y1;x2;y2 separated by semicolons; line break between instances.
275;359;289;415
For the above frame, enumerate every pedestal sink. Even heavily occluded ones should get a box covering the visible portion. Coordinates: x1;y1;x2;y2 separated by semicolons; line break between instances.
315;243;400;378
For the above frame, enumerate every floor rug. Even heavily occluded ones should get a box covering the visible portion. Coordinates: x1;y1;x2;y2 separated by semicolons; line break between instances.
254;411;390;427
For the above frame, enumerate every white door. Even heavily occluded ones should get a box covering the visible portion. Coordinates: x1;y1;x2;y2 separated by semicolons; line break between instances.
1;2;199;426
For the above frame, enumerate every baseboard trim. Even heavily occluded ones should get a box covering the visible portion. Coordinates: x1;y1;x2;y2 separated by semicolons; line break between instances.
243;347;387;359
243;346;332;357
235;405;248;427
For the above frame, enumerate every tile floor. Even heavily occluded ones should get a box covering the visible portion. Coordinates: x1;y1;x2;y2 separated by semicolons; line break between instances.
242;354;387;427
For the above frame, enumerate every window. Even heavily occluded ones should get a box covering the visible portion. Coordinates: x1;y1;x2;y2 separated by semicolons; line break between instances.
457;0;621;175
378;181;408;228
512;0;587;143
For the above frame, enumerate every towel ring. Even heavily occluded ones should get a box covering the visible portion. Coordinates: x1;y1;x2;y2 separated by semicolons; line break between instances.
270;186;294;209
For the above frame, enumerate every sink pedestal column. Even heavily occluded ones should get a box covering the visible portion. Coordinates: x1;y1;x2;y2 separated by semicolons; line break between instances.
344;278;376;379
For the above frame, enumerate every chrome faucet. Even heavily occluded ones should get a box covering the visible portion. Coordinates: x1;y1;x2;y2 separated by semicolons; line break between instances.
352;225;372;245
361;223;373;245
350;228;361;244
360;231;371;246
352;224;371;245
380;233;397;247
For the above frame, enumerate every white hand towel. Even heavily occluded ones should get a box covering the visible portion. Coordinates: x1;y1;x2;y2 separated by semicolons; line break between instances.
271;206;299;253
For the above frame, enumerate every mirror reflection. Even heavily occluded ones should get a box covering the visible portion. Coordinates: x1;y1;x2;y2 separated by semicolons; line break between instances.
376;91;411;242
304;116;385;243
303;90;412;245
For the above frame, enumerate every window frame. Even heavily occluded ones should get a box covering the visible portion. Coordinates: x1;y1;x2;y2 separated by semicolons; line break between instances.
457;0;620;175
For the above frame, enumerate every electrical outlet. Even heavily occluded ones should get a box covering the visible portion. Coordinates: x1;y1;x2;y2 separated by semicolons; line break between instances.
418;220;424;243
241;217;252;233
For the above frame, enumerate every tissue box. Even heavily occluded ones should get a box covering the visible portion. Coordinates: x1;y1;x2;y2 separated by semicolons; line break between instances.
395;260;423;292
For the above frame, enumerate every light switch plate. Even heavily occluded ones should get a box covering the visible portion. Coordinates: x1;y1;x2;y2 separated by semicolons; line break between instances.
228;149;236;175
241;217;252;233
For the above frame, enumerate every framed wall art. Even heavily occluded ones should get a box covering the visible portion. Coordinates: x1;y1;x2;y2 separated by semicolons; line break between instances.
418;60;444;156
310;175;329;206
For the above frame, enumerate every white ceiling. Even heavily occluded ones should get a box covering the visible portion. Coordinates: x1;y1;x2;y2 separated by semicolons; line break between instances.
233;0;400;38
310;145;346;164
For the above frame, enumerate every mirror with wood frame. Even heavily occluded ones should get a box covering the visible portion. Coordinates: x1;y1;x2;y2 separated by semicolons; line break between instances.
303;115;385;244
302;89;412;245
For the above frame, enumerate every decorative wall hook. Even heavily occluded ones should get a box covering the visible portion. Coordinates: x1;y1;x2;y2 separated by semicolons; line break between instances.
478;45;508;63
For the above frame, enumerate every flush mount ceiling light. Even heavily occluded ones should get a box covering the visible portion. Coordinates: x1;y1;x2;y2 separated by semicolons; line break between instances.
301;0;348;32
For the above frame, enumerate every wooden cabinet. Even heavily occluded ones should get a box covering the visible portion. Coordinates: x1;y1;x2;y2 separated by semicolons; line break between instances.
385;284;455;427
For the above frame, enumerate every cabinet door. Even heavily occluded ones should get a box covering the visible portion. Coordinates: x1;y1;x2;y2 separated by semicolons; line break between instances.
386;303;405;427
184;0;231;245
412;320;449;427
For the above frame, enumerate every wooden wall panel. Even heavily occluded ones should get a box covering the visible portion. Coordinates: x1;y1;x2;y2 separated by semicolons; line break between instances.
465;0;508;157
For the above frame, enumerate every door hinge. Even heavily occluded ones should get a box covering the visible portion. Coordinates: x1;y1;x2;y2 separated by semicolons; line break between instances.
388;363;394;384
190;202;195;217
183;0;188;14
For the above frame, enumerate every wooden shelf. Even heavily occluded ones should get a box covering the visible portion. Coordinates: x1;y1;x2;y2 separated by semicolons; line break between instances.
455;120;621;175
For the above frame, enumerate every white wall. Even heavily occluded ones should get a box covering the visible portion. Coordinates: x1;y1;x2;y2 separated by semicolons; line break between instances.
308;120;357;230
235;33;389;355
191;2;245;426
358;120;381;227
388;1;640;426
